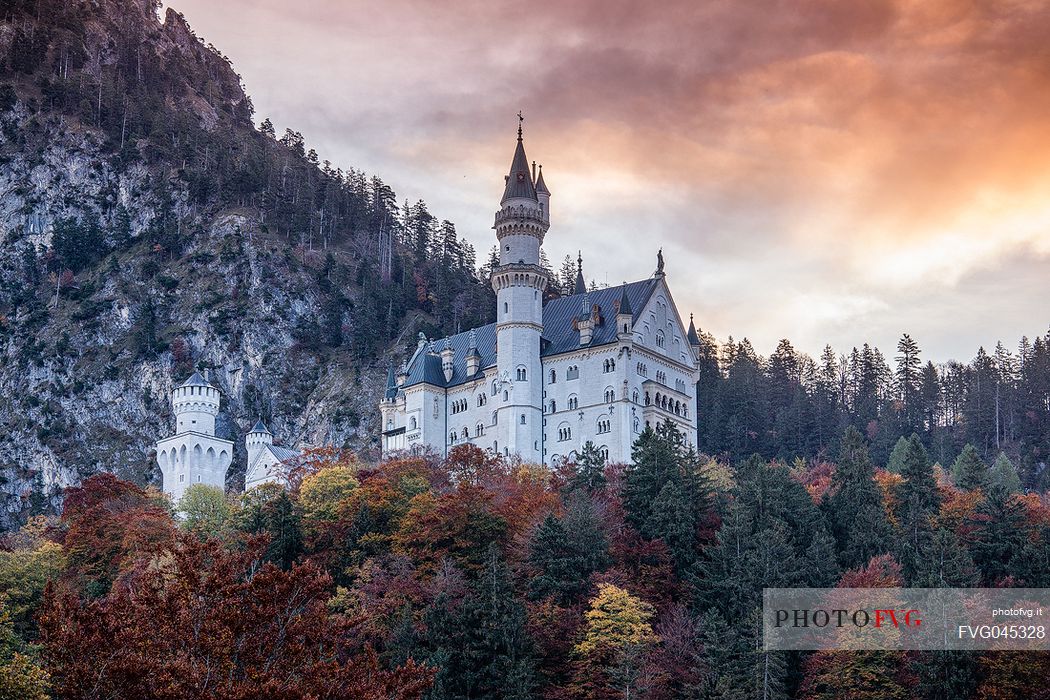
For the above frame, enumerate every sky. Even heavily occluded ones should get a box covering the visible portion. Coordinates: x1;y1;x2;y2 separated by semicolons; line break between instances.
167;0;1050;362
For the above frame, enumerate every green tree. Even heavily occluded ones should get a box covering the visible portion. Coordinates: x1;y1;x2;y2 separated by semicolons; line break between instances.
568;441;606;494
176;484;232;537
827;427;892;569
950;444;986;491
235;484;303;570
987;452;1021;495
896;434;940;580
885;436;910;474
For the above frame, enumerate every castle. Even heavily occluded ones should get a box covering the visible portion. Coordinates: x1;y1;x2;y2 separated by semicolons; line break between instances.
380;124;701;465
155;372;297;503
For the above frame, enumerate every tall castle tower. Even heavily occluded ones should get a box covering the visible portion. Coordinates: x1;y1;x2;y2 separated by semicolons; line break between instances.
156;372;233;503
490;117;548;460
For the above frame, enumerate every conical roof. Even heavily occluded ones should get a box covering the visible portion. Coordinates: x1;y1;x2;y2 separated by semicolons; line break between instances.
250;418;271;434
535;165;550;195
181;371;211;387
687;314;701;346
500;131;537;203
617;283;633;316
574;252;586;295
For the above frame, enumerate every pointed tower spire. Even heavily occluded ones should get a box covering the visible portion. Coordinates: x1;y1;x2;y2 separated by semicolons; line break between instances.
574;251;587;295
617;283;633;316
535;164;549;195
687;313;701;346
502;112;537;204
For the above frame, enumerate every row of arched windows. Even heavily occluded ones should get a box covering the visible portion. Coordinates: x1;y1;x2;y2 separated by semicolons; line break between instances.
449;422;487;444
644;391;688;417
636;362;648;376
557;425;572;441
603;358;616;372
656;370;667;384
451;398;468;414
596;418;611;434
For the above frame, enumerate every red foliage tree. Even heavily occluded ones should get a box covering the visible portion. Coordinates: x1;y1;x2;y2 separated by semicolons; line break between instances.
39;535;433;699
59;473;174;595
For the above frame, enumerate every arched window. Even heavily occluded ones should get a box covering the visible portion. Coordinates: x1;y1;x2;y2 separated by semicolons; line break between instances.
632;389;639;403
462;427;469;439
604;387;615;403
476;422;485;436
520;414;526;425
449;431;456;444
478;393;487;407
599;445;609;461
603;358;615;373
492;380;499;396
409;416;417;430
550;400;557;413
656;330;665;348
644;392;651;406
566;365;580;380
568;395;579;410
549;369;557;383
493;411;498;425
516;366;527;381
503;390;509;401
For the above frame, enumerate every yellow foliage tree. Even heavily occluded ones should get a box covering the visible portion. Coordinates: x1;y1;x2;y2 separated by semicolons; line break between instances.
298;466;359;529
574;583;657;658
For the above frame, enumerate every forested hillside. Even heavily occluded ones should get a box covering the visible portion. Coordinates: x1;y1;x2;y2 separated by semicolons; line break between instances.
694;331;1050;489
1;426;1048;698
0;0;492;523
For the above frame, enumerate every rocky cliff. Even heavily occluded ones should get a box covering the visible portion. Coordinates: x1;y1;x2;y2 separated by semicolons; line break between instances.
0;0;492;526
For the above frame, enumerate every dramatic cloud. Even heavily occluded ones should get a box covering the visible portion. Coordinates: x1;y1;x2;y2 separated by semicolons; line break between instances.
169;0;1050;360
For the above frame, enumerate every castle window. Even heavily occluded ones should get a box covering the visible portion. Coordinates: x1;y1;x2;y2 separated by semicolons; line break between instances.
568;395;579;410
478;393;487;407
656;331;665;348
449;431;456;444
504;302;509;314
644;392;651;406
462;427;468;439
516;366;527;381
557;423;572;441
566;365;579;380
604;387;615;403
549;369;556;383
599;446;609;462
549;400;557;413
476;422;485;436
656;370;667;384
503;390;509;401
520;414;526;425
636;362;647;377
179;474;185;483
409;416;417;430
632;389;639;403
596;418;611;434
493;411;498;425
603;359;615;373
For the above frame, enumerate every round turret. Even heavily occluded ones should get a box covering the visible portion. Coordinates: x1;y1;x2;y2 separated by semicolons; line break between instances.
172;372;221;435
246;419;273;466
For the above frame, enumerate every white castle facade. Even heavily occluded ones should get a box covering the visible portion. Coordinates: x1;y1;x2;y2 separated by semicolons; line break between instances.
156;372;298;503
380;126;702;465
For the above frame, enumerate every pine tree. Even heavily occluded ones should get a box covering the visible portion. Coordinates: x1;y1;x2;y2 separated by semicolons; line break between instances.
895;434;940;580
912;528;978;587
805;524;840;587
568;441;607;494
886;436;910;473
950;444;986;491
894;334;922;434
987;452;1021;495
827;427;891;569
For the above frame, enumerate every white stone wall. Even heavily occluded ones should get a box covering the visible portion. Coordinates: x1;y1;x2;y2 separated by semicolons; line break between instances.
245;449;283;491
156;432;232;503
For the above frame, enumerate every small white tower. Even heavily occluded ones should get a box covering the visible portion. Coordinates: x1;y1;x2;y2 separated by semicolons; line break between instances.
246;419;274;469
156;372;233;504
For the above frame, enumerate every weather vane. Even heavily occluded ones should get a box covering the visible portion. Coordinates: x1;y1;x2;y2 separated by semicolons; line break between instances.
517;110;523;139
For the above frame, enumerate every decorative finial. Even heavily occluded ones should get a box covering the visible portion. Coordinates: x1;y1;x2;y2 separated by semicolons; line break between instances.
517;110;523;140
577;250;582;272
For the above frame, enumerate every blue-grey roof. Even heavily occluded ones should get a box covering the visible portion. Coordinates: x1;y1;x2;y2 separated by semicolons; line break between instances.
181;372;211;387
250;419;270;434
401;277;660;390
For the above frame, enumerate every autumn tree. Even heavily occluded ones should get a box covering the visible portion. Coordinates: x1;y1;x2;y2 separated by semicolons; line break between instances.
39;535;433;699
59;474;174;597
570;583;659;699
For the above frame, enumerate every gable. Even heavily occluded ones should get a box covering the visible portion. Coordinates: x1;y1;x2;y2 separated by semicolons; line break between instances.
634;278;694;367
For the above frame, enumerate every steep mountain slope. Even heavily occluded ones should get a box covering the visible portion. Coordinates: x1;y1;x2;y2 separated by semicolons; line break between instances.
0;0;492;525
